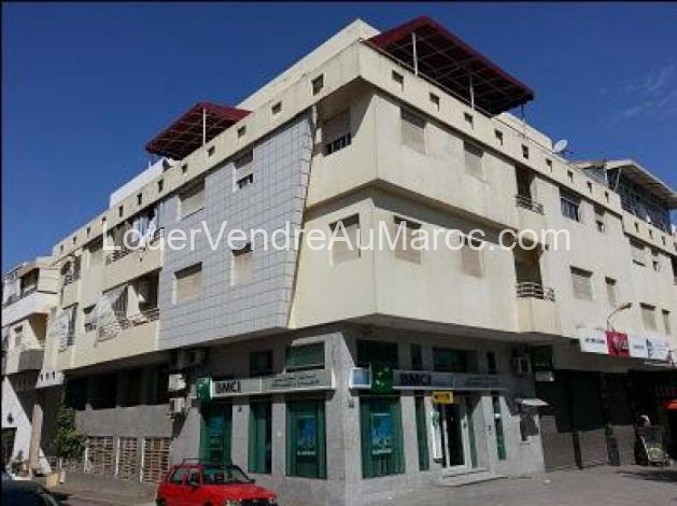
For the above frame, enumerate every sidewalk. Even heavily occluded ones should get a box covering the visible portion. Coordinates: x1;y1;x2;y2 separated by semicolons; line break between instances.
50;486;155;506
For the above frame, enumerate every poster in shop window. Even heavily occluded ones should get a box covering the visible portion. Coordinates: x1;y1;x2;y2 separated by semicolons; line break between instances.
296;414;317;457
370;412;393;456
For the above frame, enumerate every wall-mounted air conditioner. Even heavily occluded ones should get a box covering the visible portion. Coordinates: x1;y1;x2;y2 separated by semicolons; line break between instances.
169;397;186;415
168;373;187;392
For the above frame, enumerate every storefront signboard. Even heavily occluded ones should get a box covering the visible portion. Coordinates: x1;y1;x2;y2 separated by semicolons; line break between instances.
391;370;505;391
577;328;608;355
204;369;335;400
628;335;670;361
431;391;454;404
606;331;630;357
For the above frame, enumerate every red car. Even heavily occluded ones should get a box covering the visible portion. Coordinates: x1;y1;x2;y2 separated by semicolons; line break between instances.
156;461;278;506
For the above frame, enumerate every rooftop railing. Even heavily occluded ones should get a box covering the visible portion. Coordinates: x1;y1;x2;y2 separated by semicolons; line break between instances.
515;194;545;215
516;282;555;302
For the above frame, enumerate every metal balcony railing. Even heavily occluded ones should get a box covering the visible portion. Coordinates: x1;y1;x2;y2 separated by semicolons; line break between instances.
96;307;160;341
105;228;164;265
515;194;545;215
516;282;555;302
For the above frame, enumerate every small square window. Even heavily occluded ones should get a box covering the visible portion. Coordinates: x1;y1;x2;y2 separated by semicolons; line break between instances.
464;112;474;129
587;181;593;193
521;145;529;159
312;74;324;95
237;126;246;138
118;205;124;217
649;229;654;239
60;244;64;253
271;102;282;115
392;70;404;89
181;163;188;174
635;222;640;232
545;158;553;171
86;226;91;237
72;236;77;244
567;170;574;183
494;129;504;145
158;179;164;193
207;146;215;157
605;191;610;202
137;193;143;206
662;236;666;245
429;93;440;110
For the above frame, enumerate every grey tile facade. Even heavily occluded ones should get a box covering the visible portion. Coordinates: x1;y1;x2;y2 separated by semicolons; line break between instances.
158;116;312;349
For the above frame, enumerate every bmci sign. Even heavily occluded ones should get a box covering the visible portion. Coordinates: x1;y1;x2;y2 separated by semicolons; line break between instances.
214;380;241;395
397;372;433;387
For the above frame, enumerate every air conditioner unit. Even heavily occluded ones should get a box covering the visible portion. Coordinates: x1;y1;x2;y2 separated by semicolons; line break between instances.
169;397;186;415
168;373;187;392
170;349;206;370
348;367;372;390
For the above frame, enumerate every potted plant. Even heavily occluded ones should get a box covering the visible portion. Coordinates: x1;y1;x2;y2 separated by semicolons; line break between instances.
52;406;86;484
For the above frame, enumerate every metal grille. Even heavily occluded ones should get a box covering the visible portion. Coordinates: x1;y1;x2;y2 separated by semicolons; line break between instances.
117;437;140;480
86;436;115;476
141;437;171;483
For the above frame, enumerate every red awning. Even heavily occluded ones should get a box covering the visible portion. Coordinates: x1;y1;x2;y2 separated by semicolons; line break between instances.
664;399;677;411
368;16;534;116
146;102;250;160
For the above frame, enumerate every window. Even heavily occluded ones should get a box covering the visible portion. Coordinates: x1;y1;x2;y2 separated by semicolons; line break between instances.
179;180;205;218
567;170;574;183
410;344;423;371
137;193;143;206
464;112;474;129
545;158;553;171
13;326;23;348
181;163;188;174
86;226;91;237
271;102;282;115
357;340;398;369
433;348;468;373
83;305;96;332
651;249;661;272
605;191;610;203
250;350;273;377
494;129;504;145
560;190;581;222
231;242;254;286
207;146;215;157
492;394;507;460
118;205;124;217
605;277;617;307
641;304;657;331
157;179;164;193
323;110;351;156
170;466;189;484
587;181;593;193
393;216;422;263
464;141;484;178
391;70;404;88
285;342;325;371
414;395;429;471
311;74;324;95
595;206;606;233
173;263;202;303
429;93;440;110
234;151;254;190
461;236;483;278
329;215;360;264
521;145;529;159
663;310;671;335
570;267;593;300
237;126;246;138
630;240;645;266
249;400;272;474
88;239;103;268
360;397;404;478
487;351;498;374
401;109;425;154
286;400;326;478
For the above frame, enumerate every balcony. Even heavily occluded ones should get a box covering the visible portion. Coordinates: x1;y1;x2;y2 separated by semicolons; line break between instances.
103;232;163;291
1;291;58;327
516;282;560;335
2;345;44;376
515;195;546;239
515;195;544;215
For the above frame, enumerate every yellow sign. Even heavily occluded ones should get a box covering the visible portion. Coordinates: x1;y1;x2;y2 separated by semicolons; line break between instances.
432;391;454;404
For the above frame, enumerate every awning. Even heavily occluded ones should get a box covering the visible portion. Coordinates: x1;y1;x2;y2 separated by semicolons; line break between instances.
145;102;250;160
516;398;549;407
664;399;677;411
368;16;534;116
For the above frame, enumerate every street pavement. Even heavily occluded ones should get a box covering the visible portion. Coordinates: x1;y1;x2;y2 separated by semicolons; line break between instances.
53;465;676;506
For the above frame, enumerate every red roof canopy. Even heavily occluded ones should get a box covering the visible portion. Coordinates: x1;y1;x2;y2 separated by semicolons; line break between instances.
146;102;250;160
368;16;534;116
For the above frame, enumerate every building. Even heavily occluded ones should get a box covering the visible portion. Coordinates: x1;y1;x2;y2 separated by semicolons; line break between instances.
2;257;62;473
3;15;676;505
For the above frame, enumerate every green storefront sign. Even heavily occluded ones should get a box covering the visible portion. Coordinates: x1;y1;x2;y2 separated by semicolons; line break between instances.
196;376;213;402
371;363;394;394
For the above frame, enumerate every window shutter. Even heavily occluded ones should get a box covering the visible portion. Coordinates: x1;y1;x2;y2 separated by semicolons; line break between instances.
464;142;484;178
570;267;593;300
630;241;645;265
392;217;422;263
461;239;483;277
401;109;426;153
174;264;202;303
641;305;657;331
605;278;617;307
179;181;205;217
663;310;671;335
235;151;254;179
330;215;360;264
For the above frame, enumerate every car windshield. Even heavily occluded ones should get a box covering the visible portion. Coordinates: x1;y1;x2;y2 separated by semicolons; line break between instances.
202;465;252;485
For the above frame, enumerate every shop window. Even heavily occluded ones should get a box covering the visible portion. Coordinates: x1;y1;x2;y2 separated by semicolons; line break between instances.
120;368;142;407
90;373;117;409
285;342;325;371
410;344;423;371
249;400;272;474
401;109;426;154
250;350;273;377
65;376;88;410
433;348;467;373
491;393;507;460
147;365;169;405
201;404;232;465
357;340;399;369
414;395;429;471
360;396;404;478
286;400;326;478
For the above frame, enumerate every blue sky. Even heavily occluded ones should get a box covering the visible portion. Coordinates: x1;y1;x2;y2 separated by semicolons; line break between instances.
3;3;676;271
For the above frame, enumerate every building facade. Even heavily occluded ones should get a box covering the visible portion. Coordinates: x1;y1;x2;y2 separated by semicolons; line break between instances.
3;15;676;505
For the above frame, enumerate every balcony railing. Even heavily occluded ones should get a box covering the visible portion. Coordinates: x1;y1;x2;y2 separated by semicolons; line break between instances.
106;228;164;265
63;270;81;286
96;307;160;341
515;194;545;215
2;285;39;307
516;282;555;302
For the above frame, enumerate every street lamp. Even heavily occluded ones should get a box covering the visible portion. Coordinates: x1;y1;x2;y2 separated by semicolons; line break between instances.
606;302;633;331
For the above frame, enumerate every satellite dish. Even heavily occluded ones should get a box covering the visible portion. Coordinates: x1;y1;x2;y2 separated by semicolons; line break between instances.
553;139;569;154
